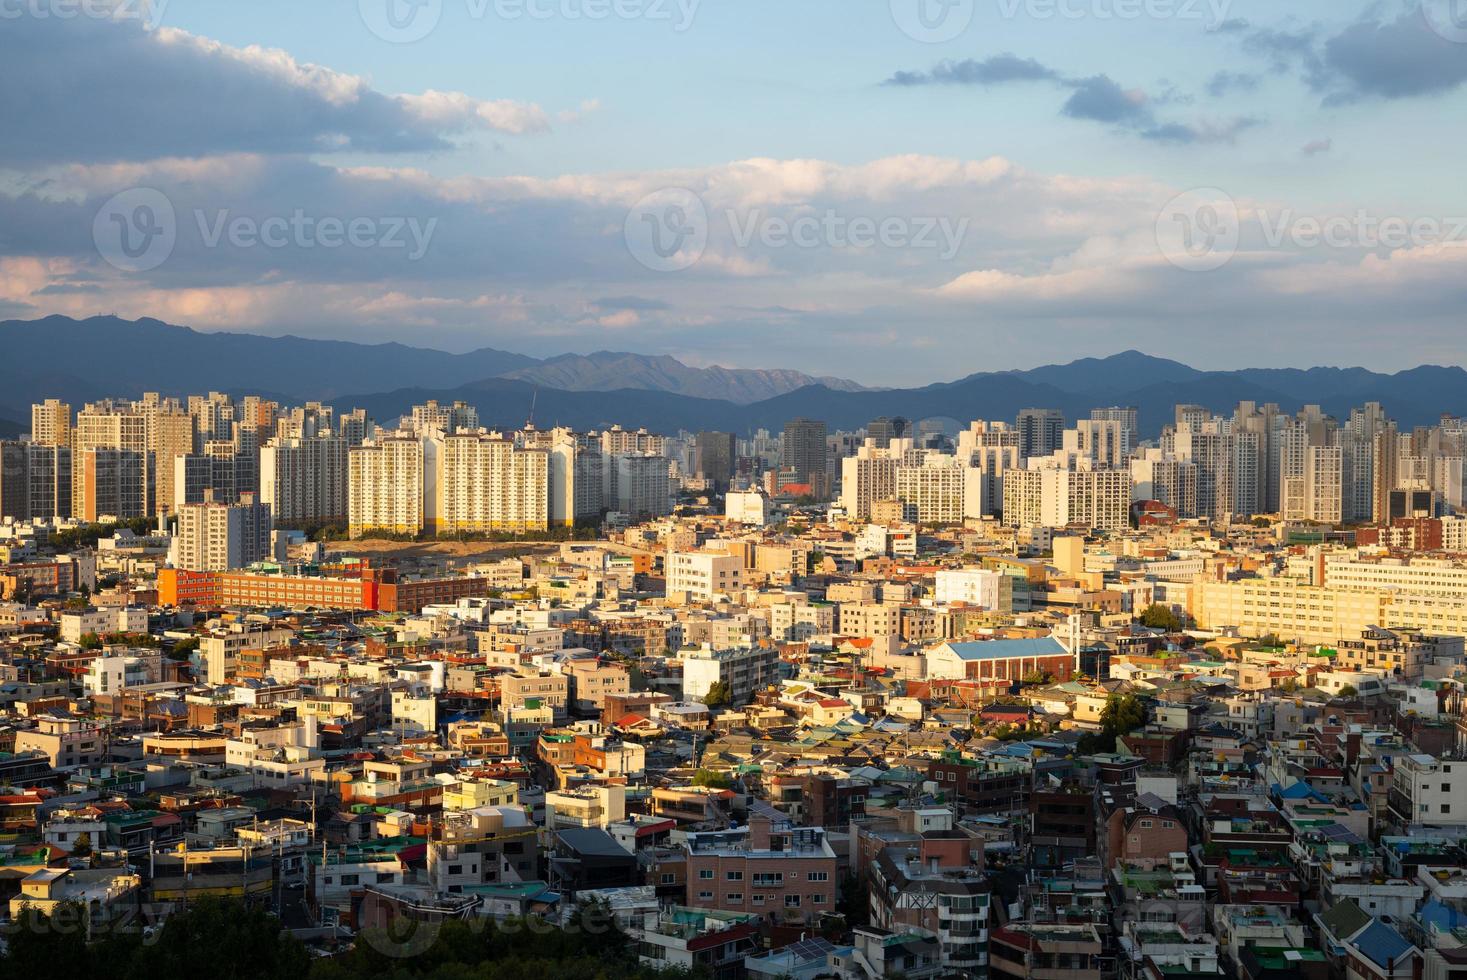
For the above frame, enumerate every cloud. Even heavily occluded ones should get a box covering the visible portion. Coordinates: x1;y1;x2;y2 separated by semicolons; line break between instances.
0;14;556;166
884;54;1061;87
884;57;1260;146
1060;76;1257;144
1320;8;1467;102
1206;71;1261;97
1301;138;1333;156
1222;9;1467;104
592;296;671;312
1061;75;1153;125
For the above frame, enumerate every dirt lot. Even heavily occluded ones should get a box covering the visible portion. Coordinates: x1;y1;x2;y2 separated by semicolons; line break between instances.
326;539;562;562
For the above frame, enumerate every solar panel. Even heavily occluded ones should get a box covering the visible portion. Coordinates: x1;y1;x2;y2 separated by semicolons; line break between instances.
781;937;836;961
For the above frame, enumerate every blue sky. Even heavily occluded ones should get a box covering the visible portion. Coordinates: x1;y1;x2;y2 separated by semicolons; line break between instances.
3;0;1467;385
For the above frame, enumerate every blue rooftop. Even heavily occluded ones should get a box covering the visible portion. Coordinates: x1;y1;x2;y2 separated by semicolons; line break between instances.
1351;920;1413;969
943;637;1067;661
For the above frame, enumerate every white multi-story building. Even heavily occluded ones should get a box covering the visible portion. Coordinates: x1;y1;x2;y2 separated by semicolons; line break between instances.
725;490;768;526
894;454;985;524
1003;458;1131;531
348;432;426;537
82;653;164;696
436;431;549;534
172;491;272;571
1130;450;1198;517
612;454;672;518
260;433;348;527
839;438;913;521
666;550;744;600
680;643;778;703
933;568;1008;610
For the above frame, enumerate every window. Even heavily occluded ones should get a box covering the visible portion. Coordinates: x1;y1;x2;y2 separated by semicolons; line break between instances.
808;871;829;882
814;894;826;904
661;874;676;884
785;895;801;908
726;871;743;881
725;894;742;903
699;869;714;879
340;874;359;886
698;891;713;901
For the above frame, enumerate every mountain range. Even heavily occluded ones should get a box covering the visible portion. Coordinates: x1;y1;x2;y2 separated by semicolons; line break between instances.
5;316;1467;437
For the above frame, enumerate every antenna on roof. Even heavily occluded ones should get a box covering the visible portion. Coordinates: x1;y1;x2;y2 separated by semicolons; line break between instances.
526;387;538;430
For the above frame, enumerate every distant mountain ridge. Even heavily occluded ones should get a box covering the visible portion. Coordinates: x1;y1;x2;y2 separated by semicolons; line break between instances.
0;316;861;417
340;351;1467;436
6;317;1467;437
501;351;865;403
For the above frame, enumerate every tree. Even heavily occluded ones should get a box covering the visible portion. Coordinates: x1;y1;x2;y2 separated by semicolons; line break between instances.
1338;684;1359;699
690;768;732;789
702;680;733;707
169;636;200;661
1137;604;1183;632
70;832;91;857
1085;693;1147;753
77;633;103;650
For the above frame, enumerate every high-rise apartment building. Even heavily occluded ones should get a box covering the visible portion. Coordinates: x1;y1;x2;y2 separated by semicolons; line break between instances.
839;439;912;521
866;416;911;449
174;452;239;510
411;400;478;435
781;418;829;498
0;442;71;521
1089;406;1138;452
172;491;272;572
1015;409;1064;460
260;434;348;528
436;431;549;535
348;433;425;538
1129;450;1198;518
73;401;151;516
30;399;71;448
1002;462;1131;531
612;454;672;518
77;447;149;521
694;431;737;489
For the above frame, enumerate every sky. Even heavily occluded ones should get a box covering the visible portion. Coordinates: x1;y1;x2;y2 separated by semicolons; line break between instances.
3;0;1467;386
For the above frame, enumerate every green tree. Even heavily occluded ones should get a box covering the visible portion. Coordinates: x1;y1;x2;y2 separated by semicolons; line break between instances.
77;633;103;650
702;680;733;707
1137;604;1183;631
690;768;732;789
1082;693;1147;754
1338;684;1359;698
70;832;91;857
